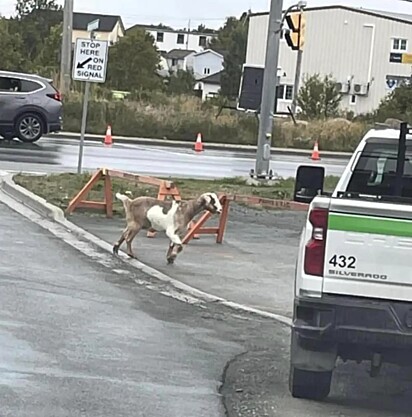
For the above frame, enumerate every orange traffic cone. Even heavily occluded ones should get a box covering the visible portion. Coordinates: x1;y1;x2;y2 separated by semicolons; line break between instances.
194;133;204;152
104;125;113;146
311;140;320;160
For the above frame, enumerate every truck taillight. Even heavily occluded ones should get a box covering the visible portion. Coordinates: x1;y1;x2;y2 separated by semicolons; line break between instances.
304;208;329;277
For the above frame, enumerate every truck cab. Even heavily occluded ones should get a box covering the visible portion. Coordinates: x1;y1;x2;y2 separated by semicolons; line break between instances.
289;123;412;401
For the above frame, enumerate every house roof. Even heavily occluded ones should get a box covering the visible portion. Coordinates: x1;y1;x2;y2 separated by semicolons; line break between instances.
165;49;196;60
73;12;125;32
249;5;412;26
198;70;223;85
126;23;218;37
194;49;224;59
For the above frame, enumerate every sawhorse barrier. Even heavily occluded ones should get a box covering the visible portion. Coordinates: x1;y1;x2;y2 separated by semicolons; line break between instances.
65;168;230;245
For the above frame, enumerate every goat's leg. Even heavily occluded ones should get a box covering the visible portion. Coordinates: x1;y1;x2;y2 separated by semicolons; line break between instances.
165;228;183;264
125;226;141;259
113;227;128;255
166;242;175;259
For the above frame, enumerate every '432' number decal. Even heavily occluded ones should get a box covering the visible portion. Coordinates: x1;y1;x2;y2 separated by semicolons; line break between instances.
329;255;356;269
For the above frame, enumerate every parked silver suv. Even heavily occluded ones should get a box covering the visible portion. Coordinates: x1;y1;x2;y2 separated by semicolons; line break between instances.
0;70;63;143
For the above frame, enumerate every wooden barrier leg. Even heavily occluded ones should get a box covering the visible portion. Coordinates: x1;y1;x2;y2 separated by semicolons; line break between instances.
216;197;230;244
104;174;113;218
187;220;200;239
66;169;103;215
182;211;212;244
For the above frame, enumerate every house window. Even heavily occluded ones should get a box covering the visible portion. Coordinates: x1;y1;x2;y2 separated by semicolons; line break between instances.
392;38;408;51
276;84;293;100
172;58;178;66
199;36;207;47
177;34;185;44
350;94;357;105
285;85;294;100
157;32;164;42
203;68;211;75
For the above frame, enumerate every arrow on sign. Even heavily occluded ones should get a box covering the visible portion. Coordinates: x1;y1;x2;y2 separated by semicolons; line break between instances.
77;58;93;69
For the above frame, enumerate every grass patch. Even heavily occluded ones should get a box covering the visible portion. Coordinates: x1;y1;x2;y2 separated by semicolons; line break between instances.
14;173;340;217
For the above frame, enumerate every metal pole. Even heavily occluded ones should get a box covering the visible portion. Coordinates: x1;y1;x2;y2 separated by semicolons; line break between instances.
253;0;283;179
291;48;303;115
77;82;90;174
60;0;74;95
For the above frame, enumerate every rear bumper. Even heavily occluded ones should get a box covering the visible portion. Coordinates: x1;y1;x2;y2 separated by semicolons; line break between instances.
293;294;412;349
48;122;62;133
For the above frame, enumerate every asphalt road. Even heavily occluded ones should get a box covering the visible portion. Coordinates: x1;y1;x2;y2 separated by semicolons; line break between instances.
0;135;347;178
2;197;412;416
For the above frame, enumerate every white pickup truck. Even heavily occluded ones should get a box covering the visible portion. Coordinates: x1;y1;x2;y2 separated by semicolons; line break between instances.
289;123;412;401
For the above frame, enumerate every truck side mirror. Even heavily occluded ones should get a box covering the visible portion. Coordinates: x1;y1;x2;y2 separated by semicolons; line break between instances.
293;165;325;203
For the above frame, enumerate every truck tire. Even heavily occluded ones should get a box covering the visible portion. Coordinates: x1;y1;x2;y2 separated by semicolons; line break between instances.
289;365;332;400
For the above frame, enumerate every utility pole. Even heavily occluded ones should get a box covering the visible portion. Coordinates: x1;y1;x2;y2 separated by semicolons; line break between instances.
186;19;191;50
291;47;303;114
252;0;283;180
60;0;74;95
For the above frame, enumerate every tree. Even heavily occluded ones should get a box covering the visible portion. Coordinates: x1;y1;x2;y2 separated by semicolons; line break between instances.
14;0;62;65
166;70;196;95
33;22;62;77
375;81;412;123
210;14;249;99
0;18;24;71
107;29;162;92
297;74;342;119
15;0;60;17
194;24;215;34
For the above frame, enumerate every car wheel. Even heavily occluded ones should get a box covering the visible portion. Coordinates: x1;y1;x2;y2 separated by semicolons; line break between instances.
289;365;332;401
15;113;44;143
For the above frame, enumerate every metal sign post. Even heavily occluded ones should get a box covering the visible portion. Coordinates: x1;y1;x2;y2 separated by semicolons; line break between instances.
72;19;109;174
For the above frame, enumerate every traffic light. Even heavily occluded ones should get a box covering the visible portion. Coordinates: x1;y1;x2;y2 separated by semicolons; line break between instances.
285;11;306;51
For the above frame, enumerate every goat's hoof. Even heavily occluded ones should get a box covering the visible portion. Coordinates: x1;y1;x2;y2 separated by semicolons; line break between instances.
113;246;119;255
167;256;176;265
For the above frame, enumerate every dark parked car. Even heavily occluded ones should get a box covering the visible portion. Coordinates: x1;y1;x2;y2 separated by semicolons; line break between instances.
0;70;62;143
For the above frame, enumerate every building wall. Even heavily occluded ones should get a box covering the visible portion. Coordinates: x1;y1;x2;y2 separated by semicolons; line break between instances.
246;8;412;115
147;29;216;53
190;52;224;79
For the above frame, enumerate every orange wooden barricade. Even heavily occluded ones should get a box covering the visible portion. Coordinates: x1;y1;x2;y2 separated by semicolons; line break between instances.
65;168;181;219
182;194;230;244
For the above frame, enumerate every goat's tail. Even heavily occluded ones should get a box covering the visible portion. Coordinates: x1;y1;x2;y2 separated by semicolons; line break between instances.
116;192;131;211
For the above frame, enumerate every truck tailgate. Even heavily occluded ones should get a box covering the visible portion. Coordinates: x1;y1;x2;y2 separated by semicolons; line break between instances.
323;198;412;301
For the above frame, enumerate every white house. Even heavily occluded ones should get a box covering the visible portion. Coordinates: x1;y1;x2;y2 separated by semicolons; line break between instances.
246;6;412;115
187;49;224;80
127;24;218;53
163;49;196;72
195;71;222;101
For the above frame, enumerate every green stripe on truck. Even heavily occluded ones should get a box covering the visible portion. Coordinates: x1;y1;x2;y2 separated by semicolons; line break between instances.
328;213;412;237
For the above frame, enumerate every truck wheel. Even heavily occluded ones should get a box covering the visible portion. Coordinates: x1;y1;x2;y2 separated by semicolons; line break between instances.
289;365;332;400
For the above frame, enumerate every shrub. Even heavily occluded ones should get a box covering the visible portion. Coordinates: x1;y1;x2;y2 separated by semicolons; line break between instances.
62;92;371;151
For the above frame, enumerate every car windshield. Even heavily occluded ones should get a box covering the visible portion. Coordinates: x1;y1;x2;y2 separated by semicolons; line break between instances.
347;138;412;198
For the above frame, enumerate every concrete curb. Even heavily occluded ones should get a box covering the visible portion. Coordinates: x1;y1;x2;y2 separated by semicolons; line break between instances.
0;174;292;327
47;131;352;160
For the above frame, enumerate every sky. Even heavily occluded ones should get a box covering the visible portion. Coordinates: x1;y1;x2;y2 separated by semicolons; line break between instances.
0;0;411;29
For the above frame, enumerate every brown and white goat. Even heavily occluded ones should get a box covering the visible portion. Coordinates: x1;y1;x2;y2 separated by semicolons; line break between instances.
113;192;223;264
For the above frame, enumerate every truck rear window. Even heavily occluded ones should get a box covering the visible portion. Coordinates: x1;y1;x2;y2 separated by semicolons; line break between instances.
347;140;412;198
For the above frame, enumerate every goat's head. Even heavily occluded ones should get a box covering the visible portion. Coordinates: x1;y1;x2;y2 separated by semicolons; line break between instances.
198;192;223;214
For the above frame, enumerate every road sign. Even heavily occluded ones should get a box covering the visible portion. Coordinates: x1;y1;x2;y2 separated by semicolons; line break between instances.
87;19;99;32
72;38;109;83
